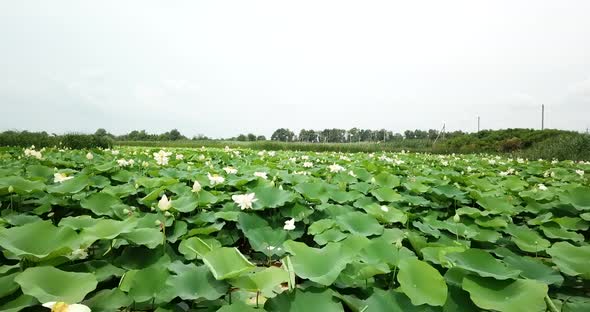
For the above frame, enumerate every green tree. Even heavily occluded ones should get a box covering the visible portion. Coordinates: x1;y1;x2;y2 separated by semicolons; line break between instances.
271;128;295;142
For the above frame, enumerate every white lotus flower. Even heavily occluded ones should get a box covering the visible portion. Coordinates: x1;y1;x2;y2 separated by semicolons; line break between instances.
117;159;132;167
86;152;93;160
303;162;313;168
141;161;149;167
538;184;548;191
348;170;357;177
54;172;73;183
328;163;345;173
192;181;202;193
153;150;172;166
207;173;225;185
300;155;309;160
24;148;43;159
158;194;172;211
254;171;268;179
232;193;257;210
68;248;89;260
380;205;389;212
176;154;184;160
284;218;296;231
576;169;584;177
111;150;120;155
268;151;276;157
42;302;91;312
223;167;238;174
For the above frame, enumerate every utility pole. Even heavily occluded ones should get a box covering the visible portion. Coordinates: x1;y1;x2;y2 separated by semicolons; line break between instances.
541;104;545;130
477;116;480;132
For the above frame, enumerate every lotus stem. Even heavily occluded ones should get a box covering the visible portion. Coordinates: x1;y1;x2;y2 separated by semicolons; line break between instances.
545;294;559;312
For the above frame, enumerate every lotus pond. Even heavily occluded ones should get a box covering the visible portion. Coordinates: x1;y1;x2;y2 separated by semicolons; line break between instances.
0;146;589;311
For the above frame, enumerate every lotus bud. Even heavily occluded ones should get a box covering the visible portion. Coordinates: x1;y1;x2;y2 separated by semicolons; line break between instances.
8;185;14;193
453;213;460;223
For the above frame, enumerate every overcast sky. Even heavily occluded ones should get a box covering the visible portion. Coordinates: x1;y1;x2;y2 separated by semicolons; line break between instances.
1;1;589;138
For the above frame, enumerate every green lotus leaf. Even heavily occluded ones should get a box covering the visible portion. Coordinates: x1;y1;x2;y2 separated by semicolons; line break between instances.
15;266;98;303
202;247;255;280
560;187;590;210
0;272;19;298
283;240;350;286
0;295;37;312
250;186;296;209
0;176;46;193
218;302;264;312
0;221;80;260
477;196;516;214
65;260;125;282
540;223;584;242
230;266;289;293
373;172;401;188
445;249;521;280
462;275;548;312
363;288;440;312
159;261;227;301
313;228;348;245
47;174;89;194
546;242;590;279
171;194;199;212
397;258;448;306
178;236;221;260
493;247;563;286
370;187;403;202
504;224;550;253
122;228;163;249
336;211;383;236
127;265;170;302
360;237;417;267
264;288;343;312
80;192;121;216
83;289;133;312
294;182;336;203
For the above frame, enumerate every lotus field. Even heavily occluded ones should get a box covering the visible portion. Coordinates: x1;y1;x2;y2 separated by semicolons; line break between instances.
1;146;590;312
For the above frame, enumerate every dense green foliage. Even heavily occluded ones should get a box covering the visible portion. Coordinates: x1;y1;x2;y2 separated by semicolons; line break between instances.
0;131;113;149
0;146;589;311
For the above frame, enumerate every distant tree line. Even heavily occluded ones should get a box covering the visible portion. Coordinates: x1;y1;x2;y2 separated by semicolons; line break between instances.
270;128;466;143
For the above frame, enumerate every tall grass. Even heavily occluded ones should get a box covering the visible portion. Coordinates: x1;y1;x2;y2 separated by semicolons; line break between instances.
0;131;113;149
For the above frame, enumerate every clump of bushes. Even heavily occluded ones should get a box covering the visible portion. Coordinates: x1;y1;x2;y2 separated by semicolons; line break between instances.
0;131;113;149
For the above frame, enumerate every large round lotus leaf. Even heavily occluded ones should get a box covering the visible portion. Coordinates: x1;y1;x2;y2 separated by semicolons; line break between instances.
370;187;403;202
202;247;255;280
0;221;80;259
243;226;288;256
363;288;439;312
443;286;481;312
540;223;584;242
314;228;348;245
65;260;125;283
80;192;121;216
360;237;417;267
504;224;550;253
493;247;563;286
445;249;521;280
373;172;401;188
0;295;37;312
230;266;289;293
560;187;590;210
47;175;89;194
264;288;343;312
294;182;336;203
421;246;467;266
178;236;220;260
0;176;46;193
336;211;383;236
462;275;548;312
128;265;169;302
477;196;515;214
251;186;295;209
83;289;133;312
546;242;590;279
308;219;336;235
329;189;363;204
397;258;448;306
362;203;407;224
0;272;19;298
432;184;466;200
283;240;350;286
15;266;98;303
171;194;199;212
217;302;264;312
159;261;227;301
122;228;163;249
79;218;137;245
